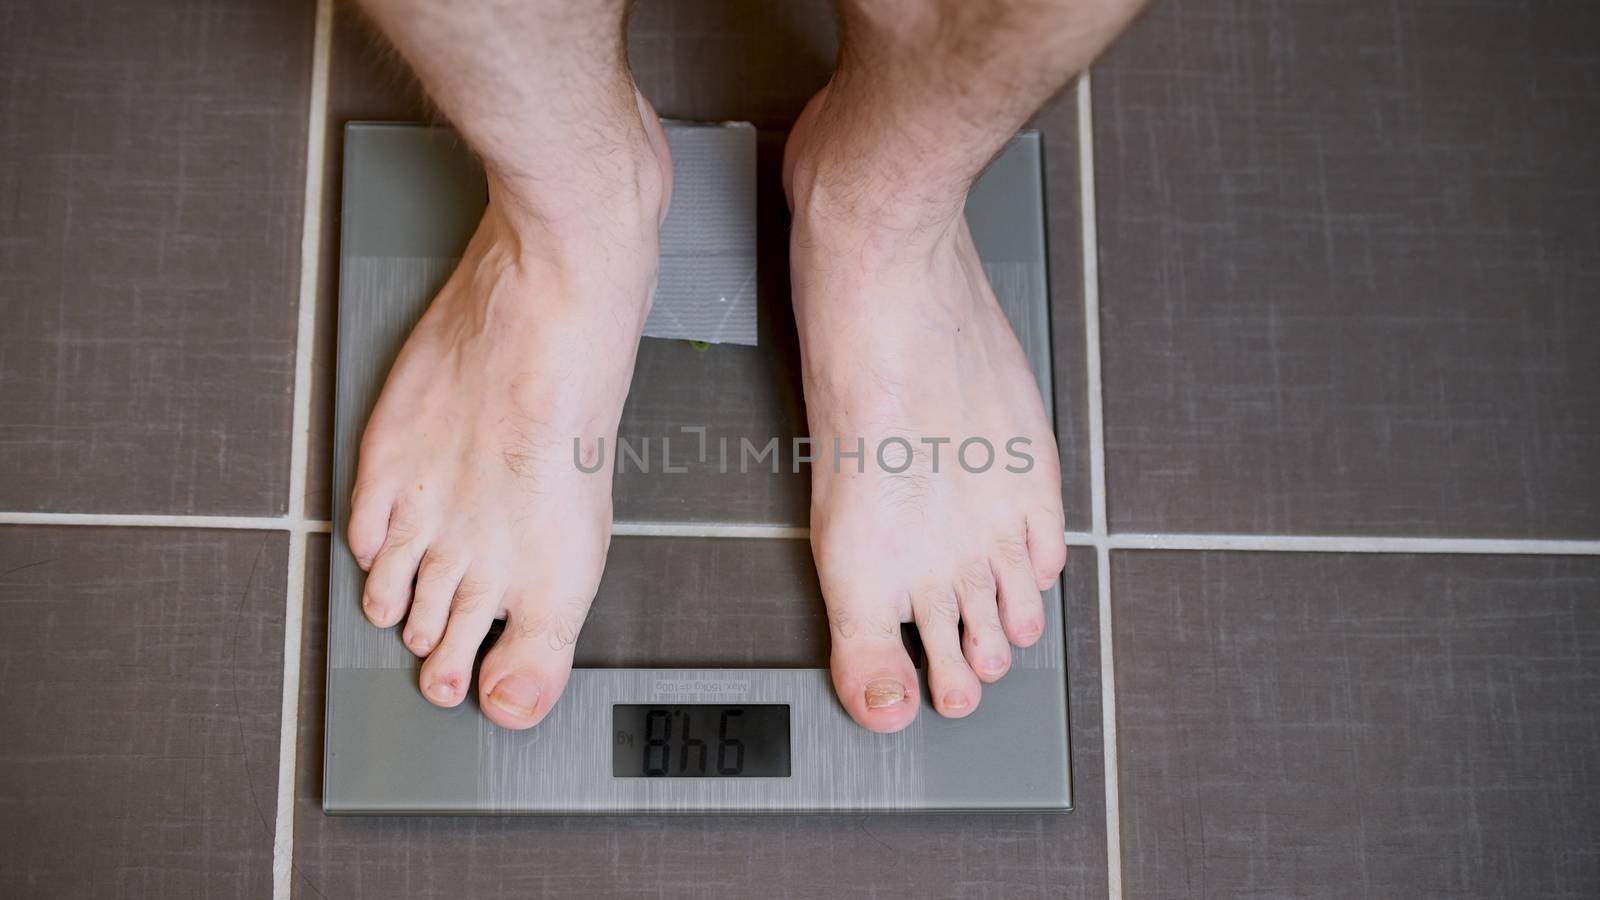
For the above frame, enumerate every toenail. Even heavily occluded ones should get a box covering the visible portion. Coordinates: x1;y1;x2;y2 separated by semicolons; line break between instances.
489;675;541;719
424;679;457;703
983;657;1008;676
1018;622;1043;641
943;691;970;711
865;679;906;709
406;633;433;654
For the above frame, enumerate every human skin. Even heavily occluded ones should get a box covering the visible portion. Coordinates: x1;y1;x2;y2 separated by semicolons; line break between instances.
350;0;1148;732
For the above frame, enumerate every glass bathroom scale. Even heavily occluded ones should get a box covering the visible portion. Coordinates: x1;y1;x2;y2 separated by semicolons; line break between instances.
324;122;1071;813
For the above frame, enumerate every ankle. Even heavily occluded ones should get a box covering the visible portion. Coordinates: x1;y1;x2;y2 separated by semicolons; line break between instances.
787;153;966;267
784;88;970;249
483;90;672;252
490;140;668;238
454;166;664;333
441;210;655;361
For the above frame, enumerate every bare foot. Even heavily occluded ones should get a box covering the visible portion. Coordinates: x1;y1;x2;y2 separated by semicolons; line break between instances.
785;87;1068;733
349;92;672;730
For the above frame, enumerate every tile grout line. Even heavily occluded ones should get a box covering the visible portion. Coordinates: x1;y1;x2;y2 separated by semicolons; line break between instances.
274;2;333;899
1075;72;1122;900
1076;105;1109;539
1104;533;1600;555
4;510;1597;556
0;511;331;533
284;14;331;526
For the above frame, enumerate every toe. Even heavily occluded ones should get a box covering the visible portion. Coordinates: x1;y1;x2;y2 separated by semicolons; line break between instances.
954;562;1010;683
1025;510;1068;590
993;530;1046;647
826;599;920;733
477;593;588;730
417;572;501;708
346;478;394;571
913;587;982;718
360;505;429;628
402;548;466;657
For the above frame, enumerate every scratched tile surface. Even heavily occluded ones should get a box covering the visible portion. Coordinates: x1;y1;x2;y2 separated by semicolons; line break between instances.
0;526;287;899
307;0;1092;531
1113;551;1600;899
0;1;315;515
1094;0;1600;537
294;538;1106;898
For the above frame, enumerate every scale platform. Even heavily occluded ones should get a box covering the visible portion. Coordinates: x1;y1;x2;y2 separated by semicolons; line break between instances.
326;122;1071;813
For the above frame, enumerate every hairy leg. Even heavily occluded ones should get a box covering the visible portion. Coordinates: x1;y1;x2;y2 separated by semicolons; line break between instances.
349;0;671;730
788;0;1146;731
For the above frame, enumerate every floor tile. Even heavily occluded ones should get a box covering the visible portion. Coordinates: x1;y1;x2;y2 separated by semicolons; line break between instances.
304;2;429;520
307;1;1091;530
1094;0;1600;537
1113;550;1600;899
293;539;1107;898
0;1;315;515
0;526;287;898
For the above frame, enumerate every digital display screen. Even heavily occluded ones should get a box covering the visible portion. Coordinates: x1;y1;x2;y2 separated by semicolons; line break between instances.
612;705;791;777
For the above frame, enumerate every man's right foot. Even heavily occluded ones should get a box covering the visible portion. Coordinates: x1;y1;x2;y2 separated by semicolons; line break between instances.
349;91;672;731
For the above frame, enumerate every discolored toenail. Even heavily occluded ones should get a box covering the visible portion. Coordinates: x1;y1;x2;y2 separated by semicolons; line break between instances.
942;691;970;711
489;675;541;719
864;679;906;709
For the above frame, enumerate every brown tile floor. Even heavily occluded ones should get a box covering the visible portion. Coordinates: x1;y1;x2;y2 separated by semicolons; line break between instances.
0;0;315;516
0;526;287;898
1113;551;1600;899
2;1;1597;899
1094;0;1600;538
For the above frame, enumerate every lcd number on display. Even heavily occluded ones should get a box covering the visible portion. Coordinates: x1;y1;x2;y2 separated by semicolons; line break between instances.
612;704;791;778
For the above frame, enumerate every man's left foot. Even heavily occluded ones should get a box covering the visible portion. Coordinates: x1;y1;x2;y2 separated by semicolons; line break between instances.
784;88;1069;733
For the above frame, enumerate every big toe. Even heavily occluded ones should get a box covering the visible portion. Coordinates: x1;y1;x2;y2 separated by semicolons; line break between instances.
827;604;920;734
476;598;584;730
